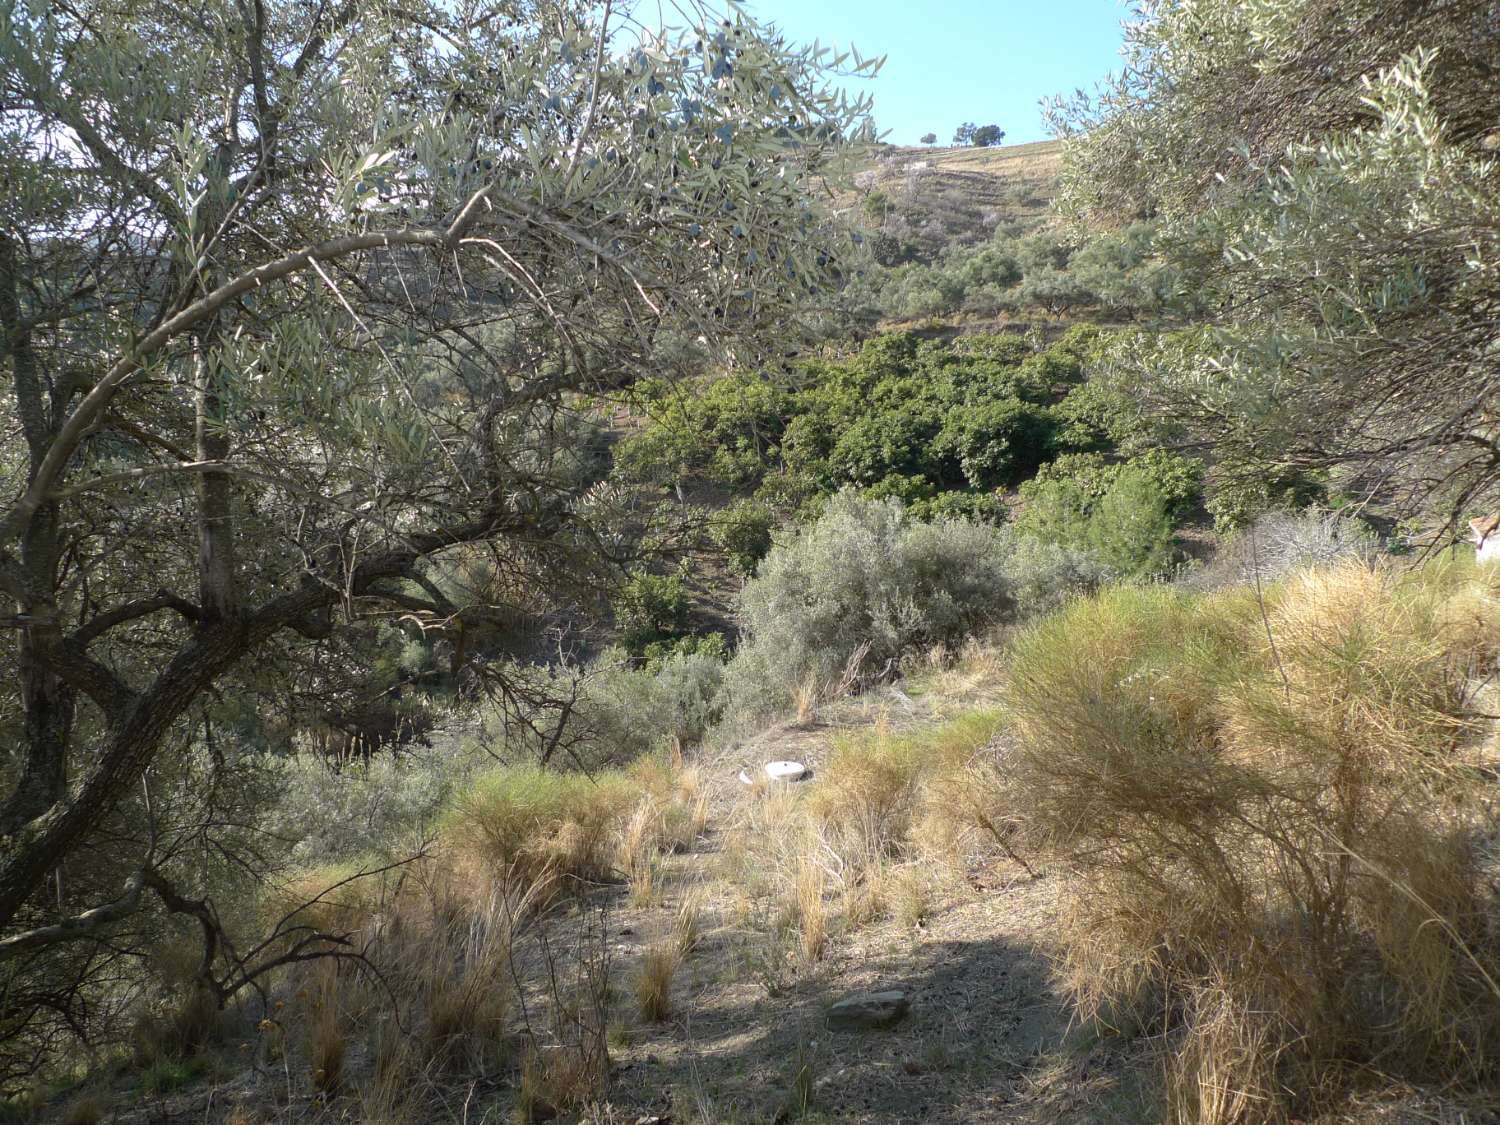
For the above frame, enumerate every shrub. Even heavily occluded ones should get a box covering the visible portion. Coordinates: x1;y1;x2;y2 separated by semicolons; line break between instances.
1084;465;1177;578
1203;463;1328;534
620;331;1133;525
1013;474;1092;550
721;493;1018;715
1017;458;1187;579
465;643;727;772
613;572;691;655
62;1097;105;1125
932;397;1058;489
1002;563;1500;1121
583;646;725;758
268;742;478;868
260;861;399;938
1190;509;1378;590
711;499;776;577
806;711;1007;864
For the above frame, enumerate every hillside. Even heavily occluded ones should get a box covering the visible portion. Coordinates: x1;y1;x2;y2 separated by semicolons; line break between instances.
852;141;1064;263
836;141;1165;331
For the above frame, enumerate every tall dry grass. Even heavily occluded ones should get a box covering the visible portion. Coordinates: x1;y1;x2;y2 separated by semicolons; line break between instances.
805;710;1008;868
1003;559;1500;1122
443;765;638;899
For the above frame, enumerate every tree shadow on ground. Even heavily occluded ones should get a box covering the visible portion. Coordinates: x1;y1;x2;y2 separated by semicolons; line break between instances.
600;882;1161;1124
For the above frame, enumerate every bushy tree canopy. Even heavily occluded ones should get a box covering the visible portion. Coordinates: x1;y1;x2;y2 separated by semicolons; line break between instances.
0;0;876;1077
1050;0;1500;525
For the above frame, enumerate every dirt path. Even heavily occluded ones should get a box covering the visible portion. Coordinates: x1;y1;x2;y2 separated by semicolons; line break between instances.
595;689;1158;1124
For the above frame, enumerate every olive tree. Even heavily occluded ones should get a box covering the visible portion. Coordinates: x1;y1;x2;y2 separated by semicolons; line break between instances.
0;0;876;1073
1049;0;1500;525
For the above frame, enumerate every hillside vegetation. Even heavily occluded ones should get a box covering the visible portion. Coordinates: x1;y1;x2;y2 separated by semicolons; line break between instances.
837;142;1169;327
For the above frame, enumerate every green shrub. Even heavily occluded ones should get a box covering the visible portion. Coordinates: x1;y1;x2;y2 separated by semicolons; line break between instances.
905;489;1005;524
1083;466;1177;578
436;642;729;776
1016;454;1194;579
999;534;1111;618
268;741;480;868
584;647;725;755
640;631;728;670
711;500;776;577
932;398;1057;488
1123;448;1203;519
138;1057;209;1096
1204;463;1329;534
1013;474;1093;550
613;572;690;655
615;377;789;490
618;332;1126;526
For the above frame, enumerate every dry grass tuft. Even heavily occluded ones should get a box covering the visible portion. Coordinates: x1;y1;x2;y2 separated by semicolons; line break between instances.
444;765;638;901
841;867;887;928
261;860;396;937
358;1024;424;1124
634;942;680;1023
1003;560;1500;1123
619;760;712;906
514;914;613;1120
889;866;931;930
305;966;347;1094
807;711;1006;868
421;900;513;1071
794;857;827;963
792;670;821;727
674;891;704;957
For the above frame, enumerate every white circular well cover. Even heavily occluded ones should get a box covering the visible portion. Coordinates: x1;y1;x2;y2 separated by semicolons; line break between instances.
765;760;809;781
738;760;810;785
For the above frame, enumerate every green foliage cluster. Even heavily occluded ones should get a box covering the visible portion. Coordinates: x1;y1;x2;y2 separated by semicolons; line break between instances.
1013;449;1203;578
621;327;1121;525
953;122;1005;147
587;647;726;752
710;500;776;577
612;572;692;656
853;221;1168;321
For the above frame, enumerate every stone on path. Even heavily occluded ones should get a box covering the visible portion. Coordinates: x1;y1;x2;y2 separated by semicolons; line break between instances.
827;989;910;1030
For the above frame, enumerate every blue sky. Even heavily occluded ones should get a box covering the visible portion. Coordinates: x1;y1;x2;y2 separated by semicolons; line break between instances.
738;0;1129;145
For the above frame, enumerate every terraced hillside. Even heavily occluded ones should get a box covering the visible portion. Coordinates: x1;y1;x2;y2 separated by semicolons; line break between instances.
850;141;1063;265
